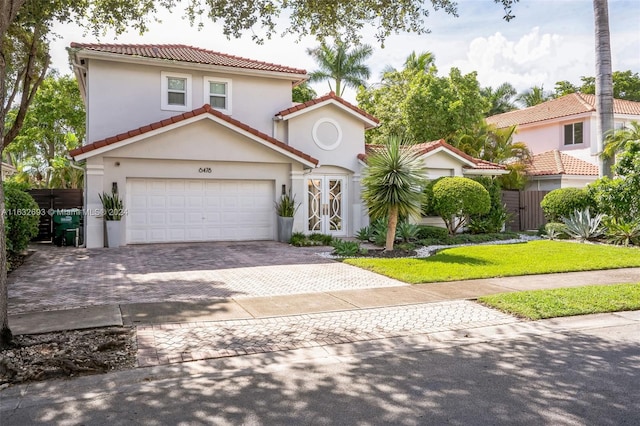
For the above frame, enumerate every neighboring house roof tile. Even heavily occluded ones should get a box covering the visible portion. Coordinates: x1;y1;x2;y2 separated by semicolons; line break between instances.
486;93;640;128
360;139;505;171
526;150;599;176
69;104;319;165
276;92;380;125
70;42;307;75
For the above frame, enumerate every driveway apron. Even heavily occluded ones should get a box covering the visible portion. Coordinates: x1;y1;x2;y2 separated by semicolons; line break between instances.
8;242;407;314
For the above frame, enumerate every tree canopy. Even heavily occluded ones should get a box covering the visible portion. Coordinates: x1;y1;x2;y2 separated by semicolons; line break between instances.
357;57;487;144
554;70;640;101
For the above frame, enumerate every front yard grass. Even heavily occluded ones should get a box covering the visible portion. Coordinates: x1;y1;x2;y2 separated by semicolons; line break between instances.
478;283;640;320
343;240;640;284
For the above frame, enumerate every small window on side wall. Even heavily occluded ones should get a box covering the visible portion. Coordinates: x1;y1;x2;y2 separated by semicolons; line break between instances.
204;77;232;114
564;122;583;145
161;71;192;112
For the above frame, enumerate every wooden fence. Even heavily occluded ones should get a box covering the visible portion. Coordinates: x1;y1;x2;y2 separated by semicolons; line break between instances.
28;189;83;241
501;190;550;231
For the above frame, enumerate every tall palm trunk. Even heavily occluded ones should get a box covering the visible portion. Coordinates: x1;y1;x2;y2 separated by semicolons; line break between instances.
594;0;614;178
386;205;398;251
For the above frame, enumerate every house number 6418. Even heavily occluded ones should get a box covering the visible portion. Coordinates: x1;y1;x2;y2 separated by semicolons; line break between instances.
198;167;212;173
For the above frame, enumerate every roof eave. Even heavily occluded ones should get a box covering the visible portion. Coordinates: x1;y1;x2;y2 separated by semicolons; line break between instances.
276;99;379;128
71;113;318;168
74;49;308;82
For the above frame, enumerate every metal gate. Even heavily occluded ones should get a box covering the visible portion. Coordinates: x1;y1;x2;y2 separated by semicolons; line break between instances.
501;190;549;231
28;189;83;241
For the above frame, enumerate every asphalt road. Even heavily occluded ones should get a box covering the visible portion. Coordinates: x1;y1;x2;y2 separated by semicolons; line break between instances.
2;319;639;425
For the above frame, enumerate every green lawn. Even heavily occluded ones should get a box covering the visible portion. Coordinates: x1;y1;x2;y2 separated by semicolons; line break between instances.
343;240;640;283
478;283;640;320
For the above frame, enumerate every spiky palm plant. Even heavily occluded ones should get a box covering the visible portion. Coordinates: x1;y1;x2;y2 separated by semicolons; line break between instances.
562;208;605;242
361;135;427;250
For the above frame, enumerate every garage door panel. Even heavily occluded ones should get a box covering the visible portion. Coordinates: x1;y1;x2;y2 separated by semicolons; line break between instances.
127;178;274;243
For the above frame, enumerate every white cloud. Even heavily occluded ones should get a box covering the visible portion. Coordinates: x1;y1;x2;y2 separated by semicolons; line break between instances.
451;27;593;92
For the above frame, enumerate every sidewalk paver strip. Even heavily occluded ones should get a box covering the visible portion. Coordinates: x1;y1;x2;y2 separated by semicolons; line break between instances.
136;300;517;367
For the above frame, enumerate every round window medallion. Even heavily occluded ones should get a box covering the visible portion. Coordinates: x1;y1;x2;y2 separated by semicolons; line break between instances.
312;118;342;150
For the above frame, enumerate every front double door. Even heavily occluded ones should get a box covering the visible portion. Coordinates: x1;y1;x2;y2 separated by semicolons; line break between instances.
306;176;347;236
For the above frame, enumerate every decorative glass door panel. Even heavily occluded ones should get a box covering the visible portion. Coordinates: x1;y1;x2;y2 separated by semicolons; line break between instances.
306;176;347;236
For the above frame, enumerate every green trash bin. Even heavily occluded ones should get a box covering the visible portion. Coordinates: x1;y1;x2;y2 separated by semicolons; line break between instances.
52;209;83;246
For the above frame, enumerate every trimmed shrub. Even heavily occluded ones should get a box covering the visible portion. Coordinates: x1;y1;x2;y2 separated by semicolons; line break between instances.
331;239;362;257
468;177;509;234
432;177;491;234
540;188;594;222
416;225;449;240
421;177;445;217
4;184;40;255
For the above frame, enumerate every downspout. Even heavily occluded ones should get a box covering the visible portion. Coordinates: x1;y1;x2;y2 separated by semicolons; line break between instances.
67;158;87;248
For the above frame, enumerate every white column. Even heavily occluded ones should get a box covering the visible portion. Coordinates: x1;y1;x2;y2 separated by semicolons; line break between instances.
352;173;366;232
290;169;305;233
85;161;105;248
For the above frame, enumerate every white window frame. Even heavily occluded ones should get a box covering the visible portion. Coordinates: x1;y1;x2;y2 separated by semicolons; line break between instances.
161;71;192;112
203;76;232;115
563;122;584;146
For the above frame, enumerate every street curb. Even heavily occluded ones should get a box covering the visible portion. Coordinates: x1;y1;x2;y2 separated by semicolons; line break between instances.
2;310;638;411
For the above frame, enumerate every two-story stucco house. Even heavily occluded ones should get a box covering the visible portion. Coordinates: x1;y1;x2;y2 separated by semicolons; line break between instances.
69;43;505;248
486;93;640;168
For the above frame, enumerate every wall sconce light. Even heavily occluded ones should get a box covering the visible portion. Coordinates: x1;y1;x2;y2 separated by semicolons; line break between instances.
112;182;118;194
281;184;286;195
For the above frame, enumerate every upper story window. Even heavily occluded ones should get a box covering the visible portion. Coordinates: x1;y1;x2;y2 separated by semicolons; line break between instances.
204;77;232;114
161;71;192;112
563;122;583;145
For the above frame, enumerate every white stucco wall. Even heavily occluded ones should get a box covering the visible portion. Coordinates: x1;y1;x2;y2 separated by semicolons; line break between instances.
525;175;597;191
285;104;367;172
85;59;293;143
83;119;305;247
421;151;468;177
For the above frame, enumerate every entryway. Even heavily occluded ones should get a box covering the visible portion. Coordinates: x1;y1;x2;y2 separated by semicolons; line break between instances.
305;176;347;236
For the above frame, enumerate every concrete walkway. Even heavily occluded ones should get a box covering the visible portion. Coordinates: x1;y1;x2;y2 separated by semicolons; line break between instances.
10;267;640;335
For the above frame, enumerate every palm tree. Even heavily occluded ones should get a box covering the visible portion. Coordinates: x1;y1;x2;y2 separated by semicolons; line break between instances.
593;0;615;177
380;51;436;80
602;121;640;160
516;85;551;107
482;82;517;116
306;42;373;97
361;135;427;251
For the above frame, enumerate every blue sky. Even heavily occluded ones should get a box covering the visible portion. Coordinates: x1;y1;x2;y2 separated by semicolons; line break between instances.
51;0;640;102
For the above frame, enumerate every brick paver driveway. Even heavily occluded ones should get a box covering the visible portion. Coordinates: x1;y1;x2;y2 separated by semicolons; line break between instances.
8;242;406;314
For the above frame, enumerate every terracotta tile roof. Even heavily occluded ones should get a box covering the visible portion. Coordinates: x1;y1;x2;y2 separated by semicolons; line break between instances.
69;105;318;165
486;93;640;128
276;92;380;125
359;139;505;171
526;150;599;176
70;42;307;75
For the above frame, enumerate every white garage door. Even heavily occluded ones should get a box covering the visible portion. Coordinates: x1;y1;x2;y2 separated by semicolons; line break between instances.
127;178;275;243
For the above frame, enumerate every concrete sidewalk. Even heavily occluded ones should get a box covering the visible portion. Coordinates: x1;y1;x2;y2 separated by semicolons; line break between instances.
10;267;640;335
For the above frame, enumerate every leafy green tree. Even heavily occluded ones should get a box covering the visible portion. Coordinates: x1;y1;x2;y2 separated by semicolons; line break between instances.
516;85;551;107
361;135;427;251
589;133;640;222
555;71;640;102
306;42;373;97
292;82;317;103
7;73;85;188
357;51;437;144
602;121;640;160
481;82;517;116
404;68;488;143
431;177;491;235
554;80;578;97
